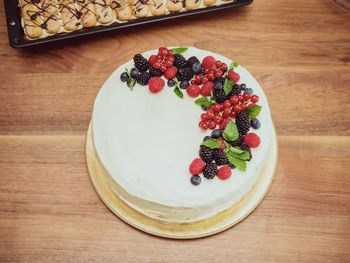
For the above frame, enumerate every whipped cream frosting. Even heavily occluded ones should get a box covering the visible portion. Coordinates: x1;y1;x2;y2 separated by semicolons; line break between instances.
92;47;273;222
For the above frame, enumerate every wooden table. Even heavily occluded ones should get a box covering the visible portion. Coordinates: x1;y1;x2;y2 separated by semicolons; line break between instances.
1;0;349;262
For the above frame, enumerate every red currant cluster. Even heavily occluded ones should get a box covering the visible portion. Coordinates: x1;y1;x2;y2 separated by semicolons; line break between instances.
191;57;228;86
148;47;174;72
199;93;260;130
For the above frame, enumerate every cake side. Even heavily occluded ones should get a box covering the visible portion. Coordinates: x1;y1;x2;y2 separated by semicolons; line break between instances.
92;47;273;222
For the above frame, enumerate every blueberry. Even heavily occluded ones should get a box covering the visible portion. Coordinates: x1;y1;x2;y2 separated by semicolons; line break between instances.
191;62;202;74
130;68;140;79
211;129;223;139
214;82;223;90
250;118;261;129
201;105;208;111
179;81;189;89
245;88;253;95
203;136;211;141
190;175;201;185
228;163;235;169
120;72;129;82
240;83;246;90
167;79;176;87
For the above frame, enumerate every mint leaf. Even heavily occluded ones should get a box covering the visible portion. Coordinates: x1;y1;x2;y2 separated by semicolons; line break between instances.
194;97;214;108
228;148;250;161
201;139;220;149
224;79;234;95
226;153;247;171
228;61;239;71
170;47;188;55
245;105;262;119
230;147;244;154
128;78;136;91
173;87;184;99
223;120;239;142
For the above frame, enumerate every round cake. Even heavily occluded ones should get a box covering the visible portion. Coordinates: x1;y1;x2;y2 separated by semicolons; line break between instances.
91;47;274;223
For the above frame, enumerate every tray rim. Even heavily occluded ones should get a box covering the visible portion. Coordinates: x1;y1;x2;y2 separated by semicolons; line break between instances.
4;0;253;48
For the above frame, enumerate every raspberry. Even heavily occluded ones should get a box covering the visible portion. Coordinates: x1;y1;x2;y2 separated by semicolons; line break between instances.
186;84;201;98
189;158;206;175
148;77;165;93
148;55;158;66
217;165;232;180
228;70;240;83
200;82;213;97
202;56;216;70
244;133;261;148
203;163;217;179
164;66;178;79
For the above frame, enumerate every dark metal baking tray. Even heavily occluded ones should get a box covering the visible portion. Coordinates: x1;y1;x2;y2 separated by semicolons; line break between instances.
4;0;253;48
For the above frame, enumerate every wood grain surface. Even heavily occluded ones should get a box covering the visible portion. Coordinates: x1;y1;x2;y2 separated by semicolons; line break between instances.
0;0;350;262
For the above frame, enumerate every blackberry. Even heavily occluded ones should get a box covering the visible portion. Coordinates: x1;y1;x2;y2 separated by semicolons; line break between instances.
149;66;163;77
199;145;213;163
133;54;149;72
203;163;217;179
241;144;252;161
173;54;188;69
213;77;225;86
187;56;200;67
213;89;227;103
136;72;151;86
213;149;228;166
176;67;194;81
231;84;242;96
228;134;244;147
236;111;250;135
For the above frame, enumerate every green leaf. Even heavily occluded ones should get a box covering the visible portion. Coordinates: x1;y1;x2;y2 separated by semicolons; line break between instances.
226;153;247;172
230;147;244;154
223;79;234;95
228;148;250;161
173;87;184;99
194;97;214;108
170;47;188;55
128;78;136;91
223;120;239;142
245;105;262;120
201;139;220;149
227;61;239;71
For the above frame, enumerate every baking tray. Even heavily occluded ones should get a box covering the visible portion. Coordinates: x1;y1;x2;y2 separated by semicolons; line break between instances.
4;0;253;48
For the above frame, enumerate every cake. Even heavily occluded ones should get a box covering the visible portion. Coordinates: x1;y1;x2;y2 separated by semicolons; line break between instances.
18;0;236;39
91;47;274;223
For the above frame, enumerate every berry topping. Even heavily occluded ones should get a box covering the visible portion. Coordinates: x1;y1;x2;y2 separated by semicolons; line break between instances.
133;54;149;72
199;145;214;163
250;118;261;129
176;67;194;81
213;89;227;103
149;66;163;77
217;166;232;180
186;84;201;98
189;158;206;175
235;111;250;135
213;149;228;165
120;72;129;82
130;68;140;79
191;62;202;75
228;70;240;83
136;72;151;86
173;54;188;68
200;82;213;97
250;95;259;104
179;80;189;89
148;77;165;93
148;54;158;65
202;56;216;70
203;163;217;179
167;79;176;87
163;66;177;80
211;129;222;139
190;175;202;185
187;56;200;67
244;133;261;148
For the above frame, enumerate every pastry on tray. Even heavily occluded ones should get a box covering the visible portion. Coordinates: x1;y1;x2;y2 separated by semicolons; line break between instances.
18;0;236;40
91;47;274;223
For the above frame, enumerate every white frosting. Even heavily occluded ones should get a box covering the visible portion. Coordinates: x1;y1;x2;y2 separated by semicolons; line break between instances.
92;47;273;222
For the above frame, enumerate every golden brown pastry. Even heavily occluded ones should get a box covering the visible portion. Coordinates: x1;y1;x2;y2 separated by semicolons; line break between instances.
167;0;183;12
148;0;166;16
130;0;149;18
95;0;115;24
76;0;98;28
20;0;44;38
185;0;200;10
41;0;61;34
110;0;132;21
60;0;81;31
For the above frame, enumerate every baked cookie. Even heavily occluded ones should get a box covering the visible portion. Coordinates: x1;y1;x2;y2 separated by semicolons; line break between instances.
148;0;166;16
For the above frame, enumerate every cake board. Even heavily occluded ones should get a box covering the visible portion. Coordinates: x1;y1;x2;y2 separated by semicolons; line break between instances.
85;123;278;239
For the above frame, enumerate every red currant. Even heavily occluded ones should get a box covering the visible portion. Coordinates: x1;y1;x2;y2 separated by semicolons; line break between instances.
220;64;227;71
202;77;209;84
215;60;222;67
208;73;214;81
243;92;250;101
219;118;229;129
165;60;173;68
200;113;207;121
214;115;222;124
156;54;163;61
167;56;174;62
223;100;231;109
214;70;223;78
199;121;208;130
223;108;231;118
233;104;242;113
208;121;216;130
167;50;173;57
206;109;214;119
160;65;167;72
212;104;221;113
238;95;244;101
229;96;239;105
251;95;259;103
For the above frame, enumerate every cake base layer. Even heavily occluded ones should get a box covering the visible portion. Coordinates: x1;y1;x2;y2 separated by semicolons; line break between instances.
85;122;278;239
